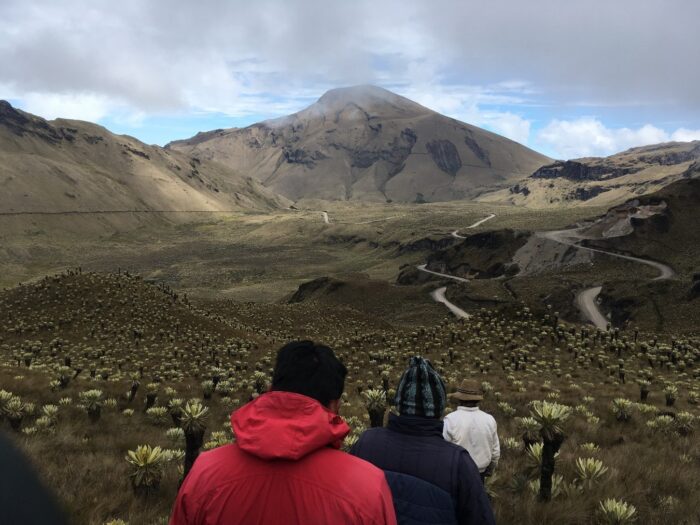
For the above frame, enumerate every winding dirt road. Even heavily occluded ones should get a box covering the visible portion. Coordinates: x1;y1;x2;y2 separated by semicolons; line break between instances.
541;226;674;329
418;214;498;318
420;210;674;328
430;287;469;319
451;213;496;239
415;264;470;283
575;286;607;330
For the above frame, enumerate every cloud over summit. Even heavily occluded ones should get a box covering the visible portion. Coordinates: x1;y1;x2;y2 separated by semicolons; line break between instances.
0;0;697;157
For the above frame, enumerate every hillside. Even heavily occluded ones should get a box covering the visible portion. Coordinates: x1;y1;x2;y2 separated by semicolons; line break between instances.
586;168;700;277
0;101;289;214
167;85;551;203
478;141;700;207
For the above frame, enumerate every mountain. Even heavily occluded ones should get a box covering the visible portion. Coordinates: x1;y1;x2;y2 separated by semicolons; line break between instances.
477;141;700;208
167;85;551;202
0;100;289;214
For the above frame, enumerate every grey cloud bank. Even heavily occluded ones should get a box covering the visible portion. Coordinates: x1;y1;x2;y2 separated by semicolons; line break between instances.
0;0;698;158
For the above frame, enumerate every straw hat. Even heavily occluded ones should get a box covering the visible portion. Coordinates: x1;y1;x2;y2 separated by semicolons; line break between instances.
448;379;483;402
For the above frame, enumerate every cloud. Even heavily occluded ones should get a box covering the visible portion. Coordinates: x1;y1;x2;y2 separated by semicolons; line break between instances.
535;117;700;158
20;92;114;122
392;81;533;143
478;112;532;145
1;1;698;111
0;0;697;146
671;128;700;143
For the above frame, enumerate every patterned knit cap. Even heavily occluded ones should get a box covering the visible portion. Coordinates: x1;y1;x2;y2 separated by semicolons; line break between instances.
394;356;447;418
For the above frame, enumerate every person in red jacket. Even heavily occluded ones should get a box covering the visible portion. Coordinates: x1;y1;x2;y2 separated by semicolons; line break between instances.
169;340;397;525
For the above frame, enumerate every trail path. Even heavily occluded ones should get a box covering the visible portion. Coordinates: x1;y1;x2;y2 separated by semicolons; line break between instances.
430;287;469;319
575;286;607;330
451;213;496;238
416;264;469;283
418;214;498;318
321;211;330;224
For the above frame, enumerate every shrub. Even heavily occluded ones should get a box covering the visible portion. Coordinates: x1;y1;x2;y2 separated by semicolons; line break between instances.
530;401;571;502
497;401;516;417
4;396;26;430
79;389;104;423
646;415;675;435
663;384;678;407
575;457;608;489
166;427;185;444
598;498;637;524
674;412;695;436
180;400;209;478
516;416;541;448
580;442;600;454
201;380;214;400
363;389;387;428
611;398;633;422
528;474;565;500
125;445;165;496
146;407;169;425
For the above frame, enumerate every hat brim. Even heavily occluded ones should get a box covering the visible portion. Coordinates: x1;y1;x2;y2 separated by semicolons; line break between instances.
449;391;483;401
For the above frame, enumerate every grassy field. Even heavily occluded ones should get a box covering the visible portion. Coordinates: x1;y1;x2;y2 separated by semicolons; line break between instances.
1;201;698;524
0;201;608;300
0;271;698;524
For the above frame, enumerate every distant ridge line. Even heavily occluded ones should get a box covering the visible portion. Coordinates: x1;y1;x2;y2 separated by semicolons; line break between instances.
0;210;258;216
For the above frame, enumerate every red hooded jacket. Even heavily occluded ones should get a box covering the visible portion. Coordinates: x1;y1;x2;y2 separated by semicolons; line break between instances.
169;391;397;525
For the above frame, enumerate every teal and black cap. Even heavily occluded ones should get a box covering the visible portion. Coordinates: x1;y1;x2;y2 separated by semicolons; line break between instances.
394;356;446;418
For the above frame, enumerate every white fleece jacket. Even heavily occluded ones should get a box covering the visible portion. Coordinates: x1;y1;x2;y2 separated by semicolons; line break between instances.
443;406;500;472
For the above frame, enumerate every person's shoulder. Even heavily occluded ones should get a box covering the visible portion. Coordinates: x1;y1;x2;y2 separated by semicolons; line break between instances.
444;410;458;421
327;448;385;476
480;410;498;424
315;449;389;495
355;425;392;446
186;443;241;476
440;437;470;454
195;442;238;461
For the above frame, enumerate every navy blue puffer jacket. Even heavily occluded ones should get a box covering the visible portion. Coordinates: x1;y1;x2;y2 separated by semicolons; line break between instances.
351;413;495;525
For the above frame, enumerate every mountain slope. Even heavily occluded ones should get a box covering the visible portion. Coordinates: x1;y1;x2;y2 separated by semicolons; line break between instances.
477;141;700;208
167;85;551;203
0;101;289;213
584;165;700;277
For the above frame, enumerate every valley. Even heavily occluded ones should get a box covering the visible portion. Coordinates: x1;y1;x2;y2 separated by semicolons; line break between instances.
1;89;698;525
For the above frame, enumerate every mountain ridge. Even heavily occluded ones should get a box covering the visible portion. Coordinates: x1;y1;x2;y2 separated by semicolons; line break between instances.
167;85;552;203
477;140;700;208
0;100;289;214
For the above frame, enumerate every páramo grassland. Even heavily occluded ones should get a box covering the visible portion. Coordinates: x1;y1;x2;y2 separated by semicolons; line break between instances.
0;201;698;525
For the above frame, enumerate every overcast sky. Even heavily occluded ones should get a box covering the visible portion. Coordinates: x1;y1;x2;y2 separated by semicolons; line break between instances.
1;0;699;158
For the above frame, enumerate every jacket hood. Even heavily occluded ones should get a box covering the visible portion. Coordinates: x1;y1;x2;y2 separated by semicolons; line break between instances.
231;391;350;461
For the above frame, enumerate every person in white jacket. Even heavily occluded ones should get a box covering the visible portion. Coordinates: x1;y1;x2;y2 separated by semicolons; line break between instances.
443;379;500;483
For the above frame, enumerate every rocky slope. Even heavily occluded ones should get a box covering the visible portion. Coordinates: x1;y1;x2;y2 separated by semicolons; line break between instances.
0;101;289;214
477;141;700;208
585;169;700;277
167;85;551;203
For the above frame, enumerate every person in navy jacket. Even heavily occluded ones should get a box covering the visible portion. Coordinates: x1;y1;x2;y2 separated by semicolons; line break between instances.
351;356;496;525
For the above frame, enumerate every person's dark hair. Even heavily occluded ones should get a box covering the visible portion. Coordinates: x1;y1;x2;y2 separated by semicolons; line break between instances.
271;341;347;406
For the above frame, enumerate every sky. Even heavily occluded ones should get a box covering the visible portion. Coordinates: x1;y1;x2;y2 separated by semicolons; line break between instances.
1;0;699;159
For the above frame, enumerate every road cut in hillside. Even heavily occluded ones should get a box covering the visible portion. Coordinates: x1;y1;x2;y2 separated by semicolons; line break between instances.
451;213;496;238
541;224;674;329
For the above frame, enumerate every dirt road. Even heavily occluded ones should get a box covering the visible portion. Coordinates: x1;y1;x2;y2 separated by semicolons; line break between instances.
451;213;496;239
541;226;674;329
